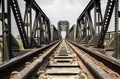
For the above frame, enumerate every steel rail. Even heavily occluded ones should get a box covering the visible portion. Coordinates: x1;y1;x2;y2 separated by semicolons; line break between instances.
67;40;120;74
0;40;61;79
77;0;95;21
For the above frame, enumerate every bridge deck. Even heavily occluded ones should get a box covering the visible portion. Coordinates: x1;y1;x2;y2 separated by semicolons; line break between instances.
46;41;80;79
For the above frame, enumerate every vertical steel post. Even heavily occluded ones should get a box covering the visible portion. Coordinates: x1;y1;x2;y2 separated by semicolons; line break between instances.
2;0;9;61
7;0;12;59
114;0;119;59
94;1;97;33
29;2;32;46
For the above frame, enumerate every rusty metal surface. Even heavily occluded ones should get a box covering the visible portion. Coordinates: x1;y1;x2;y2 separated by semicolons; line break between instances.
11;41;61;79
67;40;120;79
0;40;61;79
45;40;82;79
67;40;120;74
0;40;120;79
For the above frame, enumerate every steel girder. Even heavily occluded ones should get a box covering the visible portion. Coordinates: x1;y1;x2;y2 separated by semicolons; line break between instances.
0;0;60;61
114;0;119;59
23;0;51;47
58;21;69;39
98;0;115;48
0;0;20;61
76;12;95;44
69;24;77;41
0;0;10;61
51;25;61;42
76;0;116;48
76;0;96;44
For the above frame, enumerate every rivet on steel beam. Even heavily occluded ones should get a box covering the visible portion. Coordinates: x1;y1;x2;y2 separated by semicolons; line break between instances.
33;57;38;60
110;72;119;78
25;62;31;67
10;71;19;78
50;58;54;61
96;62;104;68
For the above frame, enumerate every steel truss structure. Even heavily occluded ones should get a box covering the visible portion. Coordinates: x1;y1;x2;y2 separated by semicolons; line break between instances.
69;0;120;58
0;0;60;61
0;0;120;61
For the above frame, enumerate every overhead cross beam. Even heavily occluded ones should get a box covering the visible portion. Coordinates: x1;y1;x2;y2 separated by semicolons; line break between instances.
77;0;95;21
58;21;69;39
24;0;49;21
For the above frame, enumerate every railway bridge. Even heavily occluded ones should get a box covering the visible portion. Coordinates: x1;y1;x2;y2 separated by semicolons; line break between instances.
0;0;120;79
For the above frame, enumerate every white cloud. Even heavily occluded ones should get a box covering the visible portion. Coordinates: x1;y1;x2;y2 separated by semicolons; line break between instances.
36;0;89;27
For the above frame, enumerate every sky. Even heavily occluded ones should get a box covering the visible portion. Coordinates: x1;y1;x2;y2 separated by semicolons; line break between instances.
0;0;119;37
35;0;90;27
34;0;91;38
12;0;92;37
35;0;119;32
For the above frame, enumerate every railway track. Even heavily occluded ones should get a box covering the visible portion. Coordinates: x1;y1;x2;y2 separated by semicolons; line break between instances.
66;40;120;79
0;40;120;79
0;41;61;79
